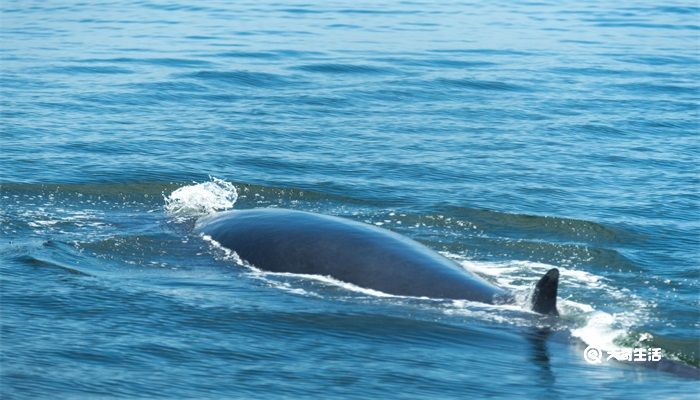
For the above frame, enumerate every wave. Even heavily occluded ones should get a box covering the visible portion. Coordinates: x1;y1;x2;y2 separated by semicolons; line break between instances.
183;70;298;88
41;65;134;75
433;77;530;92
2;179;639;248
13;254;91;276
3;178;641;267
292;63;396;75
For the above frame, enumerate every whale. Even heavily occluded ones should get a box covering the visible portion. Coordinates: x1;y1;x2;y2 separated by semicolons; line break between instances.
195;208;559;315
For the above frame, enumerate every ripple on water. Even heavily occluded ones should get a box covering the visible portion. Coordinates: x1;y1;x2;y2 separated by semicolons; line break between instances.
42;65;135;75
184;70;299;88
433;77;530;92
292;63;397;75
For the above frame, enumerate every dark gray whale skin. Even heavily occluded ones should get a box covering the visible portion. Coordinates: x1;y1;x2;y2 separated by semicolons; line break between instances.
196;208;511;303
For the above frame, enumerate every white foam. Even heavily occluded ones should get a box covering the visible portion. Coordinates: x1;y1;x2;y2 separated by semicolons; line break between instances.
252;270;396;298
571;311;629;351
164;177;237;220
561;299;595;313
28;220;59;227
201;234;247;265
441;252;651;350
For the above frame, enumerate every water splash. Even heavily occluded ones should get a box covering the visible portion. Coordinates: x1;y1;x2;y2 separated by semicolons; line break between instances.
448;254;652;358
164;177;238;220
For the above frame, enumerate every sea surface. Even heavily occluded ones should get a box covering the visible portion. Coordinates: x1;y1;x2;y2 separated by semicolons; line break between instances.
1;0;699;398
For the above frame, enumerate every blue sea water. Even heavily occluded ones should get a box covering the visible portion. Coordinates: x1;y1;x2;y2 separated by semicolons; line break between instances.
1;0;699;398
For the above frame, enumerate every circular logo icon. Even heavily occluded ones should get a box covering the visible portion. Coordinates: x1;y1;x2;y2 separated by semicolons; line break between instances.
583;346;604;364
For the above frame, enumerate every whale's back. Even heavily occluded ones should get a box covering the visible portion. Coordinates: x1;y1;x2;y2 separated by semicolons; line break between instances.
196;208;507;303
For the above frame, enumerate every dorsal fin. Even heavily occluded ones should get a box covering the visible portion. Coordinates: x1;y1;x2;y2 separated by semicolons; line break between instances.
532;268;559;315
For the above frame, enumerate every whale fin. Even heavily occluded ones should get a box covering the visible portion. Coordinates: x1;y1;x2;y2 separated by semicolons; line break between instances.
531;268;559;315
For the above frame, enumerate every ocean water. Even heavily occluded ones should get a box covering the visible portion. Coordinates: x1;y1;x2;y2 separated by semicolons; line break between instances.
1;0;699;398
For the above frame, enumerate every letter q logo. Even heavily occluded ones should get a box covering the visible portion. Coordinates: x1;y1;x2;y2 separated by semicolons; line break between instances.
583;346;604;364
